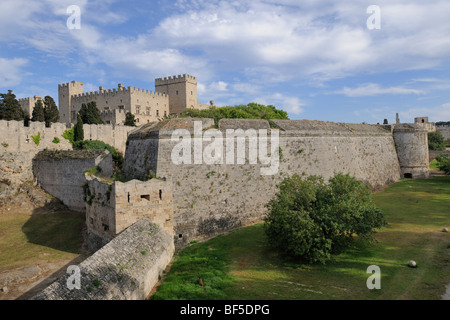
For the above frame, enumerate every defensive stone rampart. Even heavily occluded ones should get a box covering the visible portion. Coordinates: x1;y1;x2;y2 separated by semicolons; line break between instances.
31;219;174;300
123;118;403;247
0;120;135;154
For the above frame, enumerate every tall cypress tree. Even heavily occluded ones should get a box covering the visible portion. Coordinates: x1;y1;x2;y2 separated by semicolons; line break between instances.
74;113;84;142
32;99;45;122
0;90;25;121
124;112;137;127
79;101;103;124
43;96;60;126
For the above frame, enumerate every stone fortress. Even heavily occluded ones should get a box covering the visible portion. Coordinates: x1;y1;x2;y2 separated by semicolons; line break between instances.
57;74;211;126
3;74;445;300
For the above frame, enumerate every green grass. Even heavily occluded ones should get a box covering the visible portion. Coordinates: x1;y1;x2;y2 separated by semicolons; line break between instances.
151;176;450;300
430;159;440;171
0;211;84;272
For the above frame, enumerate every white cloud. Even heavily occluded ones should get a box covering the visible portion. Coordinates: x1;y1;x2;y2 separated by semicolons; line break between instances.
0;57;28;88
400;103;450;123
334;83;425;97
254;93;304;115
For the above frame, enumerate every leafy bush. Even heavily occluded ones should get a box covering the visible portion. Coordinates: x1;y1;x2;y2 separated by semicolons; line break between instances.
73;140;124;173
428;131;446;151
180;103;289;127
435;154;450;174
264;173;386;264
52;137;60;144
32;132;42;146
62;127;75;145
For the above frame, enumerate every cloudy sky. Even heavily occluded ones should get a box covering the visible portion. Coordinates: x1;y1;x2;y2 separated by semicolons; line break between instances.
1;0;450;123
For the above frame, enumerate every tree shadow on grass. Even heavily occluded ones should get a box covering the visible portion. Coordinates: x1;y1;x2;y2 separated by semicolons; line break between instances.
21;199;85;255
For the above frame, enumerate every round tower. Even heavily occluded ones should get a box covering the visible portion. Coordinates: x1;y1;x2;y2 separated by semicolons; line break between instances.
393;123;430;179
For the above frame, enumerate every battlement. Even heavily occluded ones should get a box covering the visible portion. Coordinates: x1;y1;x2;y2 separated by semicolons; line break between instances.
58;81;84;89
71;85;168;100
155;74;197;86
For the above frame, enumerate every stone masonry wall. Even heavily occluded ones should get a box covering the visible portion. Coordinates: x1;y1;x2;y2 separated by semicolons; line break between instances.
0;120;135;154
124;118;402;247
85;175;173;252
437;125;450;140
32;150;112;212
31;219;174;300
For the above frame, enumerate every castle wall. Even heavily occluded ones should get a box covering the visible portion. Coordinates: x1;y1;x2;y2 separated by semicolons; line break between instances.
85;176;173;252
31;219;174;300
129;88;170;125
0;120;134;155
123;119;402;247
437;125;450;140
32;150;112;212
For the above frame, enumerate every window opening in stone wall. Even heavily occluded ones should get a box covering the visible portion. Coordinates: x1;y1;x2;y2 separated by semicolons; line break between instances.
179;234;183;239
404;173;413;179
128;192;130;203
103;224;109;232
141;195;150;201
159;190;162;200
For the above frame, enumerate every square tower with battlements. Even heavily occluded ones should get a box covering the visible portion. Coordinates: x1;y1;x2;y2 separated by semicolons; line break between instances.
18;95;42;117
155;74;199;115
58;81;84;124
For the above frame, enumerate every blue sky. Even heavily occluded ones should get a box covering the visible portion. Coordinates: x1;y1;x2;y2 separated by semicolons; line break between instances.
2;0;450;124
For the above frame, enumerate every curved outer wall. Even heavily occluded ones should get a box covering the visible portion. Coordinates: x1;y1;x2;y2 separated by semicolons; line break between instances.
123;119;402;248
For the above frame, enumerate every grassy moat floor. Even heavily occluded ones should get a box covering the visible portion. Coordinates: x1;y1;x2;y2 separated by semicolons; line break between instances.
151;175;450;300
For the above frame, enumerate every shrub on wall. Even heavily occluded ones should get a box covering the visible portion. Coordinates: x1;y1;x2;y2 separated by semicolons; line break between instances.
73;140;124;173
52;137;60;144
32;132;42;146
264;173;387;264
62;127;75;145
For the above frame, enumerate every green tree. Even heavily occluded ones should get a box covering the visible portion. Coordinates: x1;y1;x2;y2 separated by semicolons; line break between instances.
435;154;450;175
180;103;289;127
32;99;45;122
428;131;446;151
264;173;386;264
0;90;25;121
124;112;137;127
43;96;60;126
74;113;84;142
79;101;104;124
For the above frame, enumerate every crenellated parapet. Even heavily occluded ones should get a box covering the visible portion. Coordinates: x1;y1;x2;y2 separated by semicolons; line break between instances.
155;74;197;86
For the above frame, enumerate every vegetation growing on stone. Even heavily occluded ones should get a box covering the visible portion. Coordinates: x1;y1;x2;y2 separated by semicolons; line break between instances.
32;132;42;146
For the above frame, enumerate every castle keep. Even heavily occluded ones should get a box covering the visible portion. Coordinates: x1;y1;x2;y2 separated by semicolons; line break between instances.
57;74;210;126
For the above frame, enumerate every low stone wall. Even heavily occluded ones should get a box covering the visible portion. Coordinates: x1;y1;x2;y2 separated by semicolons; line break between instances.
429;150;450;162
85;175;174;252
31;219;174;300
32;150;112;212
